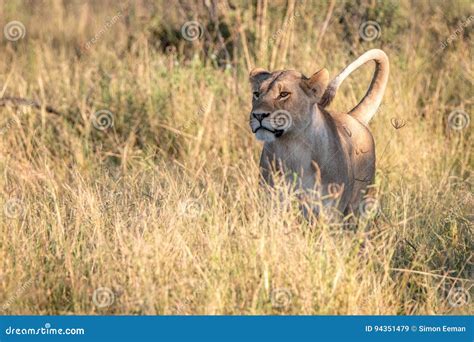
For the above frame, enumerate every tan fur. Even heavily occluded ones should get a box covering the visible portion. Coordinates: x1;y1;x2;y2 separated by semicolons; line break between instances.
320;49;390;125
248;49;389;218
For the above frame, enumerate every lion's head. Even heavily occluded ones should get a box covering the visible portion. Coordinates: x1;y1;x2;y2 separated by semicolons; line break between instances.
249;67;329;142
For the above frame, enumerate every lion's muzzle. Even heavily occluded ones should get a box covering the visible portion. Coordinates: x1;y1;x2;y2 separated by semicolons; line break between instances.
250;110;291;141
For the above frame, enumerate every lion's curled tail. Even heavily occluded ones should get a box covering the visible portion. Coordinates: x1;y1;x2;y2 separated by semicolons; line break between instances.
319;49;389;125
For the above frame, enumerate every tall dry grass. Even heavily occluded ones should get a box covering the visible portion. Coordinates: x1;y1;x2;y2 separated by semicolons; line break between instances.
0;0;472;315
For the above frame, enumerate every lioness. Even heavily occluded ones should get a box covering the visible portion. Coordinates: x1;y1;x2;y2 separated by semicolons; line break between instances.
248;49;389;219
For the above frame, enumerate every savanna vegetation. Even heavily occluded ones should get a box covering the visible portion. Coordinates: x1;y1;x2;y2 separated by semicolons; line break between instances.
0;0;472;314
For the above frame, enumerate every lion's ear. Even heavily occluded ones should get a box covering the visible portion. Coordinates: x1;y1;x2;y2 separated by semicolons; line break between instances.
307;68;329;101
249;67;270;83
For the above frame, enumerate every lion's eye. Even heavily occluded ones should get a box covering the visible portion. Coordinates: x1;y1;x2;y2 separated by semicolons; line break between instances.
253;92;260;99
279;91;290;99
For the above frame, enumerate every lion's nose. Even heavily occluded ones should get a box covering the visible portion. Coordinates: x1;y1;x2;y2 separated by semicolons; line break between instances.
252;112;270;121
